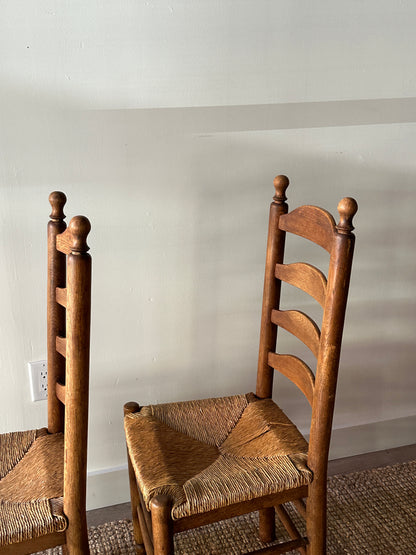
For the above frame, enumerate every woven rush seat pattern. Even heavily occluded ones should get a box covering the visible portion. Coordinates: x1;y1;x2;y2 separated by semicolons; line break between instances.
0;429;66;547
125;393;312;520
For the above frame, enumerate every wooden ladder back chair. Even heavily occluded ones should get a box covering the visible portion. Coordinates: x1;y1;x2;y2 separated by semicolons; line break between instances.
256;176;357;554
0;192;92;555
124;175;357;555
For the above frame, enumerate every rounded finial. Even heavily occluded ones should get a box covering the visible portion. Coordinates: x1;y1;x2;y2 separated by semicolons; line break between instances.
336;197;358;234
49;191;66;221
67;215;91;253
273;175;289;203
124;401;140;415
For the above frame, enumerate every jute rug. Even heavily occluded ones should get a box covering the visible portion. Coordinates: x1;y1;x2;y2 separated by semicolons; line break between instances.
38;460;416;554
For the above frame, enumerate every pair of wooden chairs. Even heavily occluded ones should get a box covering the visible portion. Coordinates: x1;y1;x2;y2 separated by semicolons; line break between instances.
0;175;357;555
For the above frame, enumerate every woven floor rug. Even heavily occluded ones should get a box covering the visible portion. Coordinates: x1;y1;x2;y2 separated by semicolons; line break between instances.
38;460;416;554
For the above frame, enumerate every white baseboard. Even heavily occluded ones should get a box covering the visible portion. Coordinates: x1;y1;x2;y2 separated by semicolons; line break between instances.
86;414;416;510
87;465;129;511
329;414;416;460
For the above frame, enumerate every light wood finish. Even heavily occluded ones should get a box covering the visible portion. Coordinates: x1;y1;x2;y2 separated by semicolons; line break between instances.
0;194;92;555
125;175;357;555
268;353;315;406
271;309;320;357
275;263;327;308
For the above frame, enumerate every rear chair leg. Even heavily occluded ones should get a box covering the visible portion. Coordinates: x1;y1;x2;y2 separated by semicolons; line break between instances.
259;507;276;543
124;402;145;554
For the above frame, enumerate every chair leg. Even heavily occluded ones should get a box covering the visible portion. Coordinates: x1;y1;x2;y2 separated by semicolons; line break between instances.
64;521;90;554
124;402;145;554
306;482;327;555
151;495;174;555
259;507;276;543
128;452;146;554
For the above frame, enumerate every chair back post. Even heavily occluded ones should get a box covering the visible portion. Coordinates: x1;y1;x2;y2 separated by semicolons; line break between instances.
62;216;91;552
307;197;357;547
256;175;289;399
47;192;67;434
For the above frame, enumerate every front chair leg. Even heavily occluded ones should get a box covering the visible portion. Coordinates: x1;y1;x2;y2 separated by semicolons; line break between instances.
64;520;89;555
259;507;276;543
306;481;327;555
151;495;174;555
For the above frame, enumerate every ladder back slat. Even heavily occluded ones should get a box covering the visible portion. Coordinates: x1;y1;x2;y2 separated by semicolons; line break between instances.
268;352;315;406
55;287;67;307
275;262;327;307
56;336;67;358
271;309;321;358
279;205;336;253
55;382;66;405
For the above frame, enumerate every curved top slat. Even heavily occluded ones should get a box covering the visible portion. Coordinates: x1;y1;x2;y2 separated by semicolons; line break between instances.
268;352;315;406
279;205;336;253
271;309;321;358
275;262;327;307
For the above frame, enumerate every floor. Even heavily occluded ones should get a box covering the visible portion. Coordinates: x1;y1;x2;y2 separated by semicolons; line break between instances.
86;443;416;528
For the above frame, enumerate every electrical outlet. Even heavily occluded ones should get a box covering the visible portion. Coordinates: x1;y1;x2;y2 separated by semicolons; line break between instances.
28;360;48;401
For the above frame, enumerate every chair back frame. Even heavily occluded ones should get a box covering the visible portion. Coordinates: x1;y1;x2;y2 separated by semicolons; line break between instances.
256;176;357;551
47;192;91;553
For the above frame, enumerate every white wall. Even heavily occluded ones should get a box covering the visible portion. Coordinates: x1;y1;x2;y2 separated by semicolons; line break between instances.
1;1;415;509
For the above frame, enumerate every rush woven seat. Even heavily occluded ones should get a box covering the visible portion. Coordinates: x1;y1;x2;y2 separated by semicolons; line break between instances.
124;175;358;555
0;430;66;547
0;194;92;555
125;393;312;520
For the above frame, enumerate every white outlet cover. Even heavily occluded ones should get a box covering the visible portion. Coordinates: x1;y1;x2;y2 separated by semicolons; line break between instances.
28;360;48;402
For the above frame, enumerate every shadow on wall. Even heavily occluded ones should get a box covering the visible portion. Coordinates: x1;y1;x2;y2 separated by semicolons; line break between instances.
185;126;416;433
